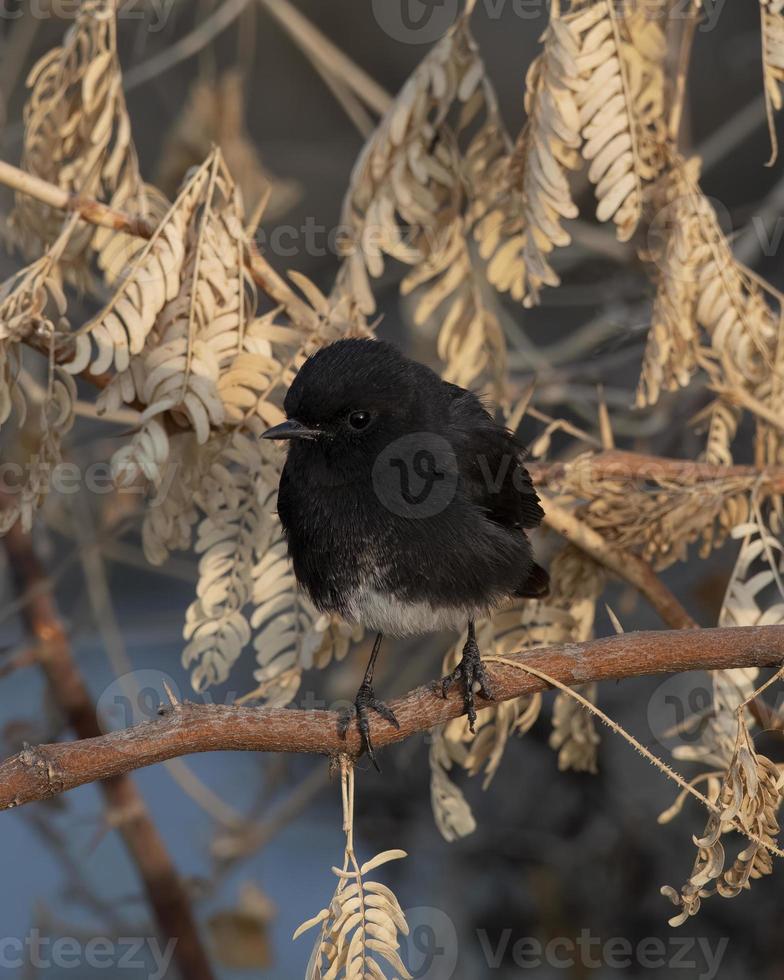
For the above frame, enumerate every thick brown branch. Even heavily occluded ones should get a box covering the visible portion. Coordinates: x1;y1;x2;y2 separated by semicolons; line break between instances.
1;625;782;811
4;520;216;980
529;450;784;495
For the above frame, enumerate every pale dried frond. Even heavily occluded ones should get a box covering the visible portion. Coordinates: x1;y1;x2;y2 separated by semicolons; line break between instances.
336;13;485;315
637;153;779;460
140;433;205;566
429;727;478;842
761;0;784;164
662;712;783;925
296;762;411;979
0;344;22;430
402;217;507;400
550;681;600;772
582;473;750;568
436;598;565;794
0;362;77;535
11;0;150;286
0;217;75;347
618;0;669;183
181;433;278;691
311;617;362;672
334;11;509;395
660;520;784;923
249;521;323;708
431;545;604;836
545;545;605;772
111;417;170;489
543;449;756;569
180;418;331;700
571;0;644;241
472;13;582;306
699;399;741;468
63;155;213;380
635;169;702;406
137;152;255;444
0;219;81;535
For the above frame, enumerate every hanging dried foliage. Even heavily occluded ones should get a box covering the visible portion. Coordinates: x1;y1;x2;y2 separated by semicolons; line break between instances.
11;0;156;286
761;0;784;163
662;712;783;925
295;762;412;980
472;13;582;307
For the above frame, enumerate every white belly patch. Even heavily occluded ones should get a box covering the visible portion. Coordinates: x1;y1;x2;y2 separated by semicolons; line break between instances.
345;587;479;636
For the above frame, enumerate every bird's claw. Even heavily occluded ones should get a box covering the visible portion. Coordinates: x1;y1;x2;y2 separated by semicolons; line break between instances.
439;638;494;733
338;681;400;772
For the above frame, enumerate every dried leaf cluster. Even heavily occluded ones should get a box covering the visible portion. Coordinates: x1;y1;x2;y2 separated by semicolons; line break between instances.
295;761;411;979
10;0;164;288
658;521;784;921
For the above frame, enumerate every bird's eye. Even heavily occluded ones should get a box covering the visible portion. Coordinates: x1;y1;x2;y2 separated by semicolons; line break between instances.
348;410;371;431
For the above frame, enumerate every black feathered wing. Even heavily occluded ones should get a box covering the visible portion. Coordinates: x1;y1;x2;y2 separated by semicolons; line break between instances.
446;385;549;598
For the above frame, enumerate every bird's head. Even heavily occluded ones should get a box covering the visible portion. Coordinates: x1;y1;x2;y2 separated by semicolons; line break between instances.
261;338;442;473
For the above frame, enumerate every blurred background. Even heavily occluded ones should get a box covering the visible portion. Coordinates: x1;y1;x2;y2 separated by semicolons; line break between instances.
0;0;783;977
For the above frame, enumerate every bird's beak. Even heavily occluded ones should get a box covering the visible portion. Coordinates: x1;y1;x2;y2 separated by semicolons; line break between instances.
261;418;323;441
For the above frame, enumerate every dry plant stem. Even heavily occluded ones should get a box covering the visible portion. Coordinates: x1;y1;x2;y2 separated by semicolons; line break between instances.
0;160;155;236
122;0;253;92
257;0;392;116
543;500;698;630
1;625;783;810
668;0;699;141
3;519;216;980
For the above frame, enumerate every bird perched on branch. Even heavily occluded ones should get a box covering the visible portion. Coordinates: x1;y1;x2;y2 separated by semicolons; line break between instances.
262;338;548;767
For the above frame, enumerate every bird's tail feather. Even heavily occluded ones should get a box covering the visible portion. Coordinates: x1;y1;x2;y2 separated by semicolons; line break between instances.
515;562;550;599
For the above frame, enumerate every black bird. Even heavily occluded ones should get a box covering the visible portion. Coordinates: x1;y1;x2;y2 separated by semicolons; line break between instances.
262;338;548;767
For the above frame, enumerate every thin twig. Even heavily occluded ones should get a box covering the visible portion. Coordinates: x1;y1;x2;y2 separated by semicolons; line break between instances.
543;499;698;630
123;0;253;92
256;0;392;117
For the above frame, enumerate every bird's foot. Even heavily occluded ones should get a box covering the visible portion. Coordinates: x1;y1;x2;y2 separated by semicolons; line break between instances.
338;681;399;772
439;635;494;733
